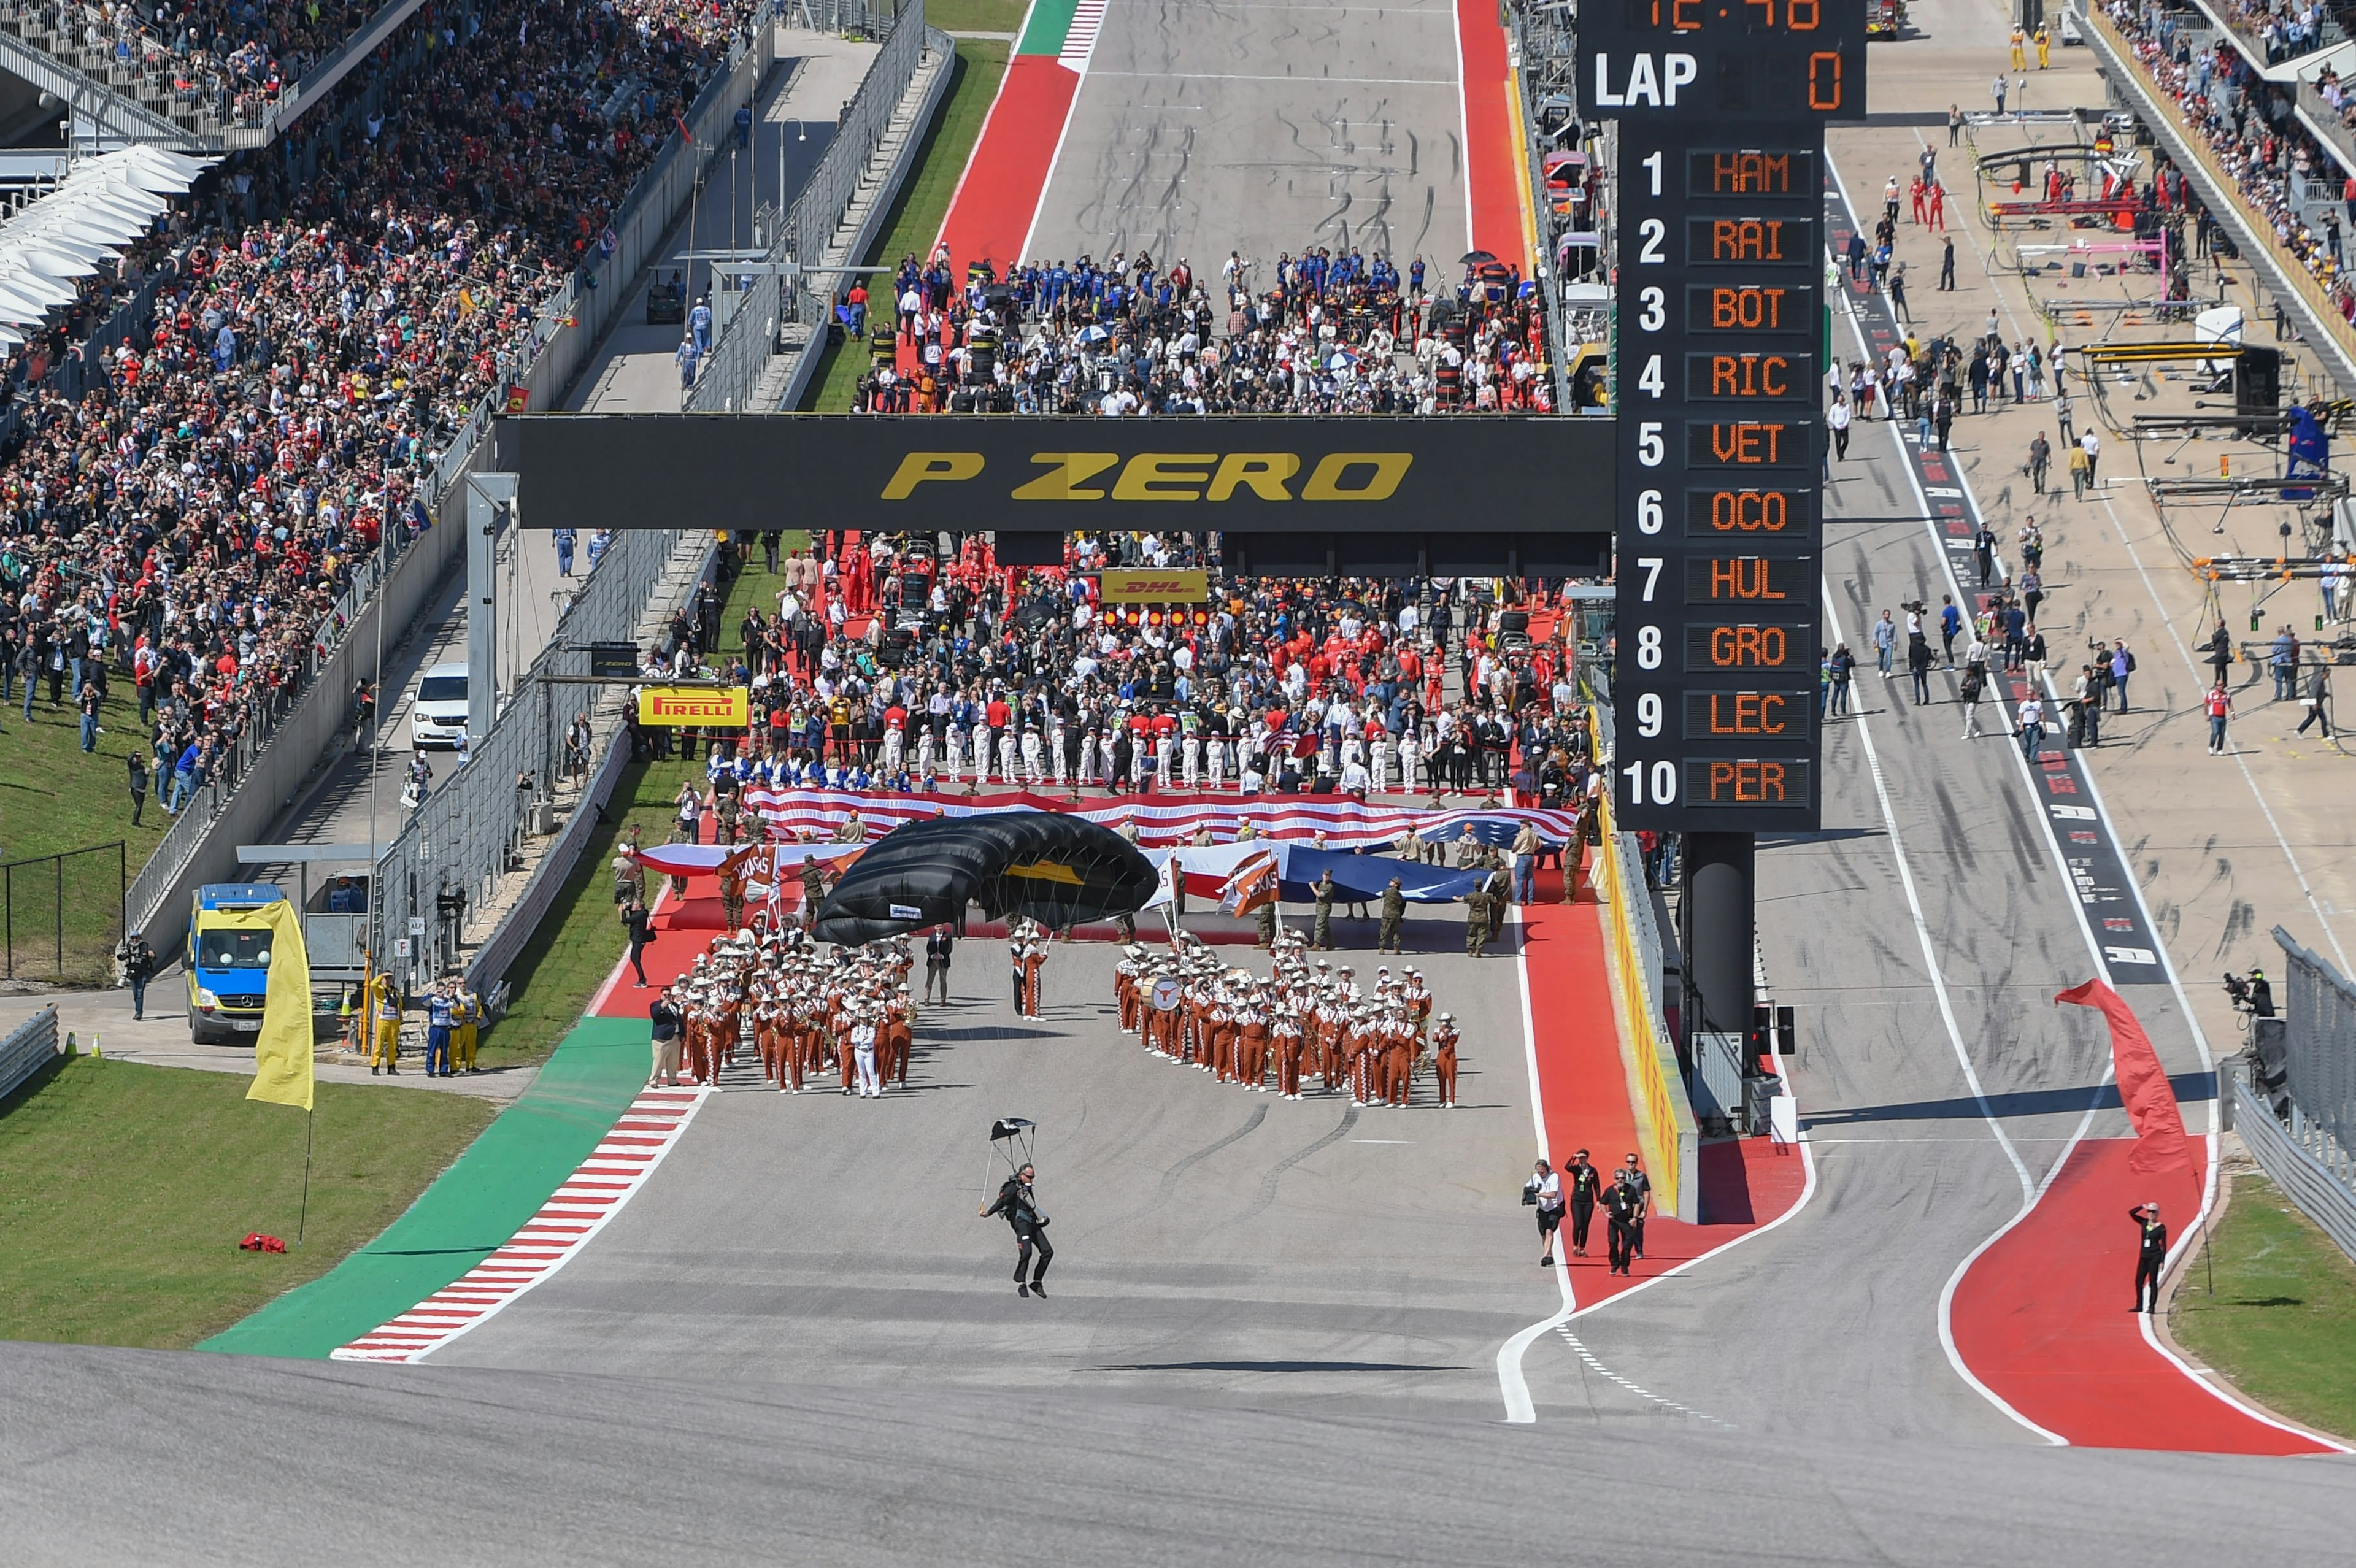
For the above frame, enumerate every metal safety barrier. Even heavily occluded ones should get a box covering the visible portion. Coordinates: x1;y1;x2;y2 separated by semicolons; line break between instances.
688;0;926;413
0;1005;61;1105
2232;1061;2356;1264
1587;687;1701;1223
370;528;693;994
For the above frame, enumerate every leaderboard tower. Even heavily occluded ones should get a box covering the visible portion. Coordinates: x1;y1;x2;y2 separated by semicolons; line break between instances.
1585;2;1865;1067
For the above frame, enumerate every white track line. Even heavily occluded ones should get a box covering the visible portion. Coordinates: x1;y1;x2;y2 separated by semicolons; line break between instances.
1496;907;1573;1423
1057;0;1107;72
1495;894;1823;1420
330;1087;712;1364
1906;126;2352;974
1819;144;2337;1440
1818;582;2061;1445
1554;1323;1733;1428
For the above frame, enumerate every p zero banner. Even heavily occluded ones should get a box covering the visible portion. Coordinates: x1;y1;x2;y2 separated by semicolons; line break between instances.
495;415;1612;539
1099;569;1211;603
637;686;750;727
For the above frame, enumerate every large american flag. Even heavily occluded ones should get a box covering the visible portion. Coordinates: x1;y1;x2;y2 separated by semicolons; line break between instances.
737;787;1580;848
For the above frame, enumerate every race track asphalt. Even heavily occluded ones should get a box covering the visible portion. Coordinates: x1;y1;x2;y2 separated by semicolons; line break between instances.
433;919;1558;1423
1023;0;1472;271
7;1335;2353;1567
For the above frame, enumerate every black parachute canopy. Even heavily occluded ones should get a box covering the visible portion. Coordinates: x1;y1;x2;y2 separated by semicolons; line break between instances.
811;811;1158;946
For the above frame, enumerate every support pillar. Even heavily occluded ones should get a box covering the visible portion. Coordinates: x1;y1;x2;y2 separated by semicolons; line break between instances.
464;472;518;741
1682;831;1755;1045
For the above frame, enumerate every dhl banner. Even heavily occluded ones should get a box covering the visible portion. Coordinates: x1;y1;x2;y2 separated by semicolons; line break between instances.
637;685;750;726
1099;569;1210;604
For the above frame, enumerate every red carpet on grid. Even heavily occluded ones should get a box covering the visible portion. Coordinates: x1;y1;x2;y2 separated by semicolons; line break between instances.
935;56;1079;273
1949;1137;2333;1453
1519;896;1806;1310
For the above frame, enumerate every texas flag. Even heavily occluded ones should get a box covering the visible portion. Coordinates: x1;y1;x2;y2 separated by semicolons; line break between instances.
1219;851;1280;916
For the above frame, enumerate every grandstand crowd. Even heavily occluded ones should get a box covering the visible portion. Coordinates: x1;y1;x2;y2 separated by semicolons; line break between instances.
2107;1;2356;326
634;530;1604;821
844;248;1554;414
0;0;758;811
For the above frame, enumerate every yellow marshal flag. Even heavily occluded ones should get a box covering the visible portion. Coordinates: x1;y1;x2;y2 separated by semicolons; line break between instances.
637;685;751;727
220;901;314;1111
1099;569;1210;604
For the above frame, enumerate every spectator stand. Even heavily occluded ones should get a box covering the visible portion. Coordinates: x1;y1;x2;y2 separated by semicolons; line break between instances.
104;0;786;955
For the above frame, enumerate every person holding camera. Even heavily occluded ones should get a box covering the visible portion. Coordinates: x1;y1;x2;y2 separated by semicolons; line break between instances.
982;1162;1054;1297
118;930;157;1021
1525;1158;1566;1267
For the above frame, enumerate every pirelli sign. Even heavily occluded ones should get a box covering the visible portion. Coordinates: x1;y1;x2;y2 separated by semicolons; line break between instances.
494;414;1611;537
637;685;750;727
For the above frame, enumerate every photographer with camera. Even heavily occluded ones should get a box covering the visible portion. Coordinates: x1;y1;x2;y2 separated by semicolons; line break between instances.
1524;1158;1566;1267
2223;967;2274;1020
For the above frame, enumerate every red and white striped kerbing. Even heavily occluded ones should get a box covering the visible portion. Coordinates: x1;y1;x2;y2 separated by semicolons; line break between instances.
736;788;1580;848
329;1087;711;1364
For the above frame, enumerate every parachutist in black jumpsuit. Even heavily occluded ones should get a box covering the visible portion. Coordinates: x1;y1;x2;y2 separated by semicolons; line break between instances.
983;1165;1053;1296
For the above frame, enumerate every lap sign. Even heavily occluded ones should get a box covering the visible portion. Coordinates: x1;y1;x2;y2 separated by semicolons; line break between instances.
1590;53;1700;107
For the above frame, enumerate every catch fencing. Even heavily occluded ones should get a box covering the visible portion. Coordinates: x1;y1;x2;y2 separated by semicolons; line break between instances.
2242;925;2356;1262
370;528;692;993
688;0;927;413
2276;926;2356;1161
3;843;126;986
122;7;785;956
1587;686;1700;1223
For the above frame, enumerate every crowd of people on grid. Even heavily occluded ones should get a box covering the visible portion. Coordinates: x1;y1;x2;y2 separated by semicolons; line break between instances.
626;530;1607;821
0;0;761;817
842;247;1554;414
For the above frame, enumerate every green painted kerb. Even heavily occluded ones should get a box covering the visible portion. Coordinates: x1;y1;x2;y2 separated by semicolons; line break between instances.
199;1015;652;1359
1015;0;1078;56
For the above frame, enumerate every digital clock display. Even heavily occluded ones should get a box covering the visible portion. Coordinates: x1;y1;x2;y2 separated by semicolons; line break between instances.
1579;0;1867;122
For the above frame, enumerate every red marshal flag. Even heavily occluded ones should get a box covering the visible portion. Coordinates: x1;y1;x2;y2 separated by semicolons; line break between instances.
2055;977;2193;1175
1220;850;1279;916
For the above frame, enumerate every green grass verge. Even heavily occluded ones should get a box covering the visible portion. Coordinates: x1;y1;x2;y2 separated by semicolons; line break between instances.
0;1052;493;1350
2171;1170;2356;1441
801;37;1011;411
928;0;1026;31
201;1014;653;1358
475;756;721;1068
0;675;164;982
472;547;807;1068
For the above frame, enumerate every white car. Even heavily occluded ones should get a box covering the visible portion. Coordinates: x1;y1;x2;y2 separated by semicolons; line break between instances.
409;662;470;750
